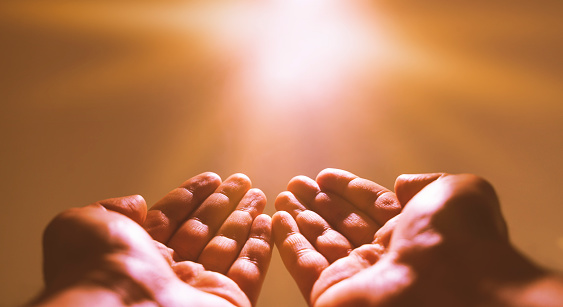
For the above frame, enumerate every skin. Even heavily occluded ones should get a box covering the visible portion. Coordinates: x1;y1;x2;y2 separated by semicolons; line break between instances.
32;172;273;307
274;168;563;307
28;169;563;307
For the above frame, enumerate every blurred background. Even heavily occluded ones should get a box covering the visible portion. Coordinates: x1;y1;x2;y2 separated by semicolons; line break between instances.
1;0;562;306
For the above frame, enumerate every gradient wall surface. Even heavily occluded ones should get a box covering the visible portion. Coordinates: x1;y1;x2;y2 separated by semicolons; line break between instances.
1;1;562;306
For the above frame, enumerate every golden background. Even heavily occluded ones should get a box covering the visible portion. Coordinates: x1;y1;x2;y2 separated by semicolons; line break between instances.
1;1;562;306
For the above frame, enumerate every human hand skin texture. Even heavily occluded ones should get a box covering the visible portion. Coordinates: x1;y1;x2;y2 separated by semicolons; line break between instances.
274;169;563;307
32;172;272;307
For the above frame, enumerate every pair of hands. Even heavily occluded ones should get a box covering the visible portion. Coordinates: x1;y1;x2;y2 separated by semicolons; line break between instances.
34;169;552;307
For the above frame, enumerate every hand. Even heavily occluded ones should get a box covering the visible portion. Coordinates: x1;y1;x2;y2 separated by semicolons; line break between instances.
273;168;402;305
37;172;272;307
273;169;560;306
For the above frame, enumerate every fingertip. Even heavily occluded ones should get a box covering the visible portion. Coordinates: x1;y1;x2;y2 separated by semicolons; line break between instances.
172;261;206;284
126;194;148;224
201;171;222;182
316;168;342;180
287;175;313;189
247;188;267;200
97;195;148;225
130;194;146;203
206;172;223;187
287;175;319;202
180;172;222;190
316;168;357;186
253;214;273;233
128;194;147;211
272;210;293;224
394;173;445;206
209;173;252;202
275;191;293;211
255;213;272;225
244;188;268;212
274;191;307;217
226;173;252;187
272;211;297;244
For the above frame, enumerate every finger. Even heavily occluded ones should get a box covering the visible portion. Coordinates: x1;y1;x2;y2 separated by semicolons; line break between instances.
274;191;307;217
92;195;147;225
154;240;175;266
273;211;329;303
198;189;267;274
372;213;401;248
173;261;205;284
313;256;400;307
173;262;250;307
394;173;445;206
144;172;222;244
286;175;320;205
288;176;378;247
168;173;252;261
276;191;352;262
310;244;381;306
392;174;508;249
296;210;352;263
316;168;402;225
228;214;273;306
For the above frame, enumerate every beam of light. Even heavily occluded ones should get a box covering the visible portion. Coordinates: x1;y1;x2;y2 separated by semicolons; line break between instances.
3;2;563;307
225;0;389;109
206;0;401;193
3;0;561;198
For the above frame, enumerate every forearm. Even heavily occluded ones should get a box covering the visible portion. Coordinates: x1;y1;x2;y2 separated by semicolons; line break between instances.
498;273;563;307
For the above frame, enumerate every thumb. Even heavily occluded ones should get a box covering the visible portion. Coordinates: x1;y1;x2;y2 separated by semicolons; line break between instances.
394;173;445;206
91;195;147;225
393;174;508;244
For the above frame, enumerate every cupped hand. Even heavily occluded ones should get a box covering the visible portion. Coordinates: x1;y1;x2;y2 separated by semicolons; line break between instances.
273;169;546;306
40;172;272;307
272;168;402;305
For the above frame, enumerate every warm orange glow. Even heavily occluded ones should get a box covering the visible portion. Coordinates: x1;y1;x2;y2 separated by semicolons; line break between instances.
1;1;562;306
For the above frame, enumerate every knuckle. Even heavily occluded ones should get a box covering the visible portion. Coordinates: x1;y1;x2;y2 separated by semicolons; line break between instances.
451;174;498;206
435;174;505;239
47;207;82;231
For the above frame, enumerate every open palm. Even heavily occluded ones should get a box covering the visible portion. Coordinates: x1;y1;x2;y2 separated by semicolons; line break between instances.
42;172;272;307
273;168;403;305
273;169;523;306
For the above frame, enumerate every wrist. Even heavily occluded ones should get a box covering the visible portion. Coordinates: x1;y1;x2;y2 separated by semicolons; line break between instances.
28;284;124;307
31;261;156;307
496;272;563;307
478;243;563;307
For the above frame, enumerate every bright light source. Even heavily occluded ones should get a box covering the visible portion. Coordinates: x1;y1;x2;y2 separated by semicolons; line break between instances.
227;0;389;109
